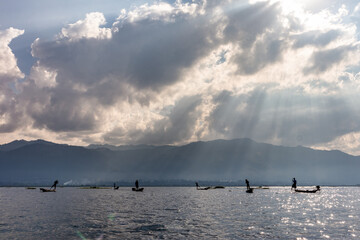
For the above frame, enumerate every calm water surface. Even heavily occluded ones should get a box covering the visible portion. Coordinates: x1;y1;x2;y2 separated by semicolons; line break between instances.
0;187;359;239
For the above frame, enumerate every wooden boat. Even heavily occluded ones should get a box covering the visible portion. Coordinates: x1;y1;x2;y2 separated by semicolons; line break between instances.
114;186;119;190
195;182;224;190
294;186;320;193
40;188;56;192
26;187;36;190
246;188;253;193
132;180;144;191
294;189;318;193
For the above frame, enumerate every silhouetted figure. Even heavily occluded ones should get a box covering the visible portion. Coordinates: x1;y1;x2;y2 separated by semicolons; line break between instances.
50;180;58;190
292;178;297;189
113;183;119;190
132;179;144;192
245;179;250;190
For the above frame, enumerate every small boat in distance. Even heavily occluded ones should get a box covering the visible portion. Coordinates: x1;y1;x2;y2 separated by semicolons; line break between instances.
132;180;144;192
40;180;58;192
245;179;253;193
113;183;119;190
294;186;320;193
195;182;210;190
246;188;254;193
195;182;225;190
40;188;56;192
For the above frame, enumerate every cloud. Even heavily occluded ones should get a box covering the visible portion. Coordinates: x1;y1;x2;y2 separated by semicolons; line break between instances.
103;95;203;145
208;86;360;147
0;27;24;81
60;12;111;41
0;27;25;133
303;45;355;74
2;0;360;155
292;29;342;49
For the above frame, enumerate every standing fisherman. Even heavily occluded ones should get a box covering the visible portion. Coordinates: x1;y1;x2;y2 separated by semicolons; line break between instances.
245;179;250;190
292;178;297;189
50;180;58;190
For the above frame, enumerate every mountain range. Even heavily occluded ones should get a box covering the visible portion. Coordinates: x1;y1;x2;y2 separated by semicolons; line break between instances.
0;138;359;186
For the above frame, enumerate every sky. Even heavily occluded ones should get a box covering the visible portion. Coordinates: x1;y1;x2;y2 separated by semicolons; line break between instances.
2;0;360;155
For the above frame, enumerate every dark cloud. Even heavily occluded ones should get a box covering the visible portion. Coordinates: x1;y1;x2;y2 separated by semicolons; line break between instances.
303;45;355;74
292;30;342;49
233;34;286;75
223;2;287;74
223;2;280;48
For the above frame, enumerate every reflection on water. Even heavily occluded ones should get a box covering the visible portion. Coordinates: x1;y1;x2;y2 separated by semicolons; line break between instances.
0;187;360;239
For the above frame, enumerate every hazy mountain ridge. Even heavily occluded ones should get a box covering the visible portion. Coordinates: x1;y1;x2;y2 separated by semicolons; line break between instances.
86;143;157;151
0;139;60;152
0;139;359;186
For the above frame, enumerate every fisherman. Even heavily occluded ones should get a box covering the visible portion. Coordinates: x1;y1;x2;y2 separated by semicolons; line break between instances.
245;179;250;190
135;179;139;189
50;180;58;190
292;178;297;189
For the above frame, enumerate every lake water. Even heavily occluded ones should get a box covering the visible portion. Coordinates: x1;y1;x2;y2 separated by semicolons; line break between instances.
0;186;359;239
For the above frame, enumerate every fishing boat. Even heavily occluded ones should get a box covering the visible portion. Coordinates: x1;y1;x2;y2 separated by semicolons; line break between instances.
40;180;58;192
132;187;144;192
40;188;56;192
294;186;320;193
246;188;253;193
195;182;210;190
195;182;224;190
132;180;144;192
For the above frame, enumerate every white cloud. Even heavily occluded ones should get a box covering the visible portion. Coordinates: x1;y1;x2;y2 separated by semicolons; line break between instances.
29;63;57;88
60;12;111;41
0;28;25;133
0;27;24;80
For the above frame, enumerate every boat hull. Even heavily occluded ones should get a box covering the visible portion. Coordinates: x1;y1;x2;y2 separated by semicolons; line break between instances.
132;188;144;192
40;188;56;192
294;189;318;193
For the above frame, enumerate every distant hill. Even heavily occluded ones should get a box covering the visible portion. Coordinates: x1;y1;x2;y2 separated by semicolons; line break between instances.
1;138;360;186
87;143;156;151
0;139;58;151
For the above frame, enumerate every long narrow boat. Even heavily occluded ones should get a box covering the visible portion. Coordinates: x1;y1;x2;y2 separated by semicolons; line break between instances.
246;188;253;193
294;186;320;193
295;189;318;193
40;188;56;192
